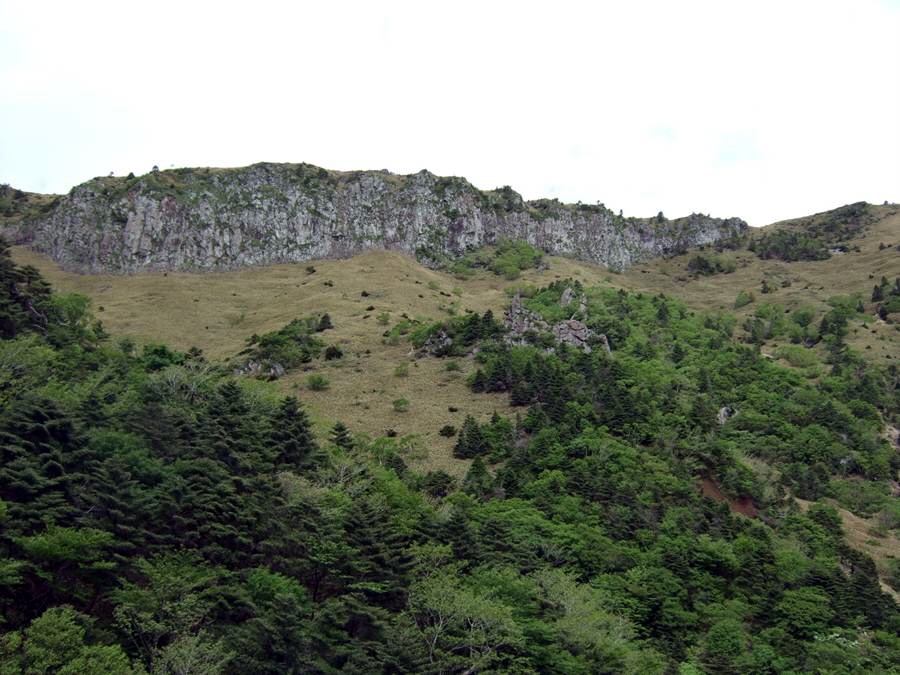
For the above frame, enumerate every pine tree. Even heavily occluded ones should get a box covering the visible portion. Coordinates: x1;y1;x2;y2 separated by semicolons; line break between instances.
444;508;479;564
344;497;411;610
462;456;492;498
330;422;354;450
872;284;885;302
470;369;486;393
453;416;486;459
268;396;319;469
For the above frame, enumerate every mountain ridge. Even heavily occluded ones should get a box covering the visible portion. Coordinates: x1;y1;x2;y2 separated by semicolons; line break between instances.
2;161;747;274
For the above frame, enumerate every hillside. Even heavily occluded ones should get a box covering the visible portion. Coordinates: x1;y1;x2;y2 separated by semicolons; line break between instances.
10;203;899;453
1;162;746;273
2;199;899;673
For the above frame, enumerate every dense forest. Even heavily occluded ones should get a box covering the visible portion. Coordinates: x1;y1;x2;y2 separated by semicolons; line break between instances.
1;237;899;674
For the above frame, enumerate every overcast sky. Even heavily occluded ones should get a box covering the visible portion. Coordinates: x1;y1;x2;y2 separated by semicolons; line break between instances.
1;0;898;226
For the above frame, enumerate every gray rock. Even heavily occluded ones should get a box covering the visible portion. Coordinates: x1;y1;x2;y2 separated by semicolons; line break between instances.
717;406;736;426
12;162;748;274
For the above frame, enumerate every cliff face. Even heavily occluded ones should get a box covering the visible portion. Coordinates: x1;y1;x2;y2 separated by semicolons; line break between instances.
9;162;747;273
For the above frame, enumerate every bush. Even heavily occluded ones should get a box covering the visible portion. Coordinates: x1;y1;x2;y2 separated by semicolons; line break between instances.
734;290;755;309
324;345;343;360
392;398;410;412
241;317;324;371
307;374;329;391
394;363;409;377
377;311;391;325
439;425;457;437
687;254;736;276
774;345;819;368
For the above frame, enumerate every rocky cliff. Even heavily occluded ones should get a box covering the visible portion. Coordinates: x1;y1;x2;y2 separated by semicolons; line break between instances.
6;162;747;274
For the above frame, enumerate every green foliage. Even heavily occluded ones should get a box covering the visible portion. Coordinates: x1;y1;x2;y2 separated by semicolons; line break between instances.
0;254;898;673
750;229;830;262
733;290;754;309
306;373;329;390
452;239;543;280
774;344;820;368
687;254;736;276
240;316;324;372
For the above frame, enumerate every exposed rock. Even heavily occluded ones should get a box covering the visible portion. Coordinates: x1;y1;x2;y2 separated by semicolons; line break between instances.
421;330;453;357
505;291;608;354
560;287;576;307
553;319;594;351
10;162;748;274
597;333;611;354
504;293;550;345
234;360;286;380
717;405;736;426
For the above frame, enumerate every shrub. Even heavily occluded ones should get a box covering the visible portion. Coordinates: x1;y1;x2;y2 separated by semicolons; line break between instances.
394;363;409;377
687;254;736;276
307;374;329;391
734;290;754;309
241;317;324;371
445;360;461;372
774;345;819;368
392;398;410;412
439;425;457;437
324;345;343;360
377;311;391;325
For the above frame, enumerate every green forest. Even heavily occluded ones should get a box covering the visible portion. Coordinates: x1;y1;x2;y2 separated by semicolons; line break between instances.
1;237;899;674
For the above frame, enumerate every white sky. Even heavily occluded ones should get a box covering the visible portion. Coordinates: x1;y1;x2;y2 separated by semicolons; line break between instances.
1;0;898;226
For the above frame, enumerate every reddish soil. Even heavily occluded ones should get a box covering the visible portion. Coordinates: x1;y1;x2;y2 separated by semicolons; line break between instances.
699;477;758;518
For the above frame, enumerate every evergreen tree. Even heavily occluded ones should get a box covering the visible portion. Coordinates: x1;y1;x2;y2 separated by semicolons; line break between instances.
268;396;319;468
330;422;354;450
453;416;486;459
462;456;492;498
470;369;486;393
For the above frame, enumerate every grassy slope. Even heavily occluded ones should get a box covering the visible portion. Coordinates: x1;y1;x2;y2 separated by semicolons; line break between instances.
10;205;900;476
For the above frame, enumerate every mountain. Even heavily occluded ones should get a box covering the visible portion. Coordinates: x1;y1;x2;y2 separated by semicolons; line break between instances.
2;180;899;672
1;162;746;273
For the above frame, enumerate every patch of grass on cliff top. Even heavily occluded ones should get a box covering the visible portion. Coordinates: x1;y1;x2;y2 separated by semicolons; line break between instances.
0;185;59;224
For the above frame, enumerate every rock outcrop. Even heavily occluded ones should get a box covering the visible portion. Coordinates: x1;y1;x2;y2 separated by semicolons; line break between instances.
8;162;748;274
505;290;607;354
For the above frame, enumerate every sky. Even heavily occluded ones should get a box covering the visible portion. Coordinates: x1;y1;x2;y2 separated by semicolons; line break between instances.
1;0;898;226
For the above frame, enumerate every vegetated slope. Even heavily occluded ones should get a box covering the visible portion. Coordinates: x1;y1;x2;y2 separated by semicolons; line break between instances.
1;161;746;273
10;202;899;454
1;236;899;673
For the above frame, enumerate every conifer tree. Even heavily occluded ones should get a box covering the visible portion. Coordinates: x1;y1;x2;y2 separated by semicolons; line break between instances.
470;369;486;393
269;396;319;469
453;415;486;459
444;508;479;564
330;422;354;450
462;456;492;498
